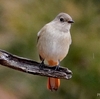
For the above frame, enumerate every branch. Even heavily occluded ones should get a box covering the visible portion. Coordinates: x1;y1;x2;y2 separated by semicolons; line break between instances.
0;49;72;80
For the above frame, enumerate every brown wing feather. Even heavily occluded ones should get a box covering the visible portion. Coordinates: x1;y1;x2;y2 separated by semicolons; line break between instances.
39;54;44;61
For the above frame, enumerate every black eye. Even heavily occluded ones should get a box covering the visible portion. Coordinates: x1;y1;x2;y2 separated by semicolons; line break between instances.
60;18;64;22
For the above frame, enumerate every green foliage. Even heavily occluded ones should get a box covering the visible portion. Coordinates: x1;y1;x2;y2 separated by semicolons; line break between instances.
0;0;100;99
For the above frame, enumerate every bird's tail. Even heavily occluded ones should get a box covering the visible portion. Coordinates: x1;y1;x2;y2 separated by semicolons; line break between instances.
47;60;60;91
47;77;60;91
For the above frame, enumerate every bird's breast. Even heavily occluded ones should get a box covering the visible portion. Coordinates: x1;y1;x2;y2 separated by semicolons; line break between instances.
37;30;71;61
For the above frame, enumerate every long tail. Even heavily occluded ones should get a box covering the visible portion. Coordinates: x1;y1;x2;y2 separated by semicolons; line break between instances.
47;60;60;91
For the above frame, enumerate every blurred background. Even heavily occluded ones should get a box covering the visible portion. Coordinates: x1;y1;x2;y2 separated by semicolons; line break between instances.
0;0;100;99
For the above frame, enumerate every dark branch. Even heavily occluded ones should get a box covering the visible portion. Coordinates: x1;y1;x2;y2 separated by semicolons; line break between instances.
0;49;72;80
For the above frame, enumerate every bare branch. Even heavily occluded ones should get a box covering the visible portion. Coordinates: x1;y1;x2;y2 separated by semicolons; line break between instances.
0;49;72;80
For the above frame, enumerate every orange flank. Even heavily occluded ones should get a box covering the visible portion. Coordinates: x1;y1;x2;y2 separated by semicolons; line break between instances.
48;60;58;66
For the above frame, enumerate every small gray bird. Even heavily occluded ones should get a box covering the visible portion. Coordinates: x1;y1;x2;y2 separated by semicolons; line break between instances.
37;12;74;91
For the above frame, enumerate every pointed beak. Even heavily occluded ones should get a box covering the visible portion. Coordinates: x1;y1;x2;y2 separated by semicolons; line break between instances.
68;20;74;23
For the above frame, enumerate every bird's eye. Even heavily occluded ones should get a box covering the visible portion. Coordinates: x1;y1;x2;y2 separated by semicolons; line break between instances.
60;18;64;22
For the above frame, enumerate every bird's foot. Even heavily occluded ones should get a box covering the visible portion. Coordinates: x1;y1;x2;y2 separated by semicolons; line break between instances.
55;65;60;71
39;61;44;70
54;60;60;71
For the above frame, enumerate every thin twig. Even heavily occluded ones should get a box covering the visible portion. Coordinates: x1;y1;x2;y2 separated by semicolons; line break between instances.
0;49;72;80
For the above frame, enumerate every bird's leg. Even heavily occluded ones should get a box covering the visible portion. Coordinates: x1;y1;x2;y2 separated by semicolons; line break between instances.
39;55;45;69
39;60;45;70
55;60;60;71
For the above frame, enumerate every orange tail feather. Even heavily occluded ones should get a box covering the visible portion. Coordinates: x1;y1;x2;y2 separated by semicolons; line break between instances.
47;60;60;91
47;77;60;91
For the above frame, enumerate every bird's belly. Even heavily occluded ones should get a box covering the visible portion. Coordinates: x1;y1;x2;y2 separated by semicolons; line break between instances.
37;31;71;62
38;39;70;62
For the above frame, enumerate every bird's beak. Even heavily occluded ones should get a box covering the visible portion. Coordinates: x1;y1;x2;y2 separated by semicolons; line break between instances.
68;20;74;23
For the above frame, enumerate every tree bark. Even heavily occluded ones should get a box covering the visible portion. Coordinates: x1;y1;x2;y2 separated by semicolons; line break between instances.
0;49;72;80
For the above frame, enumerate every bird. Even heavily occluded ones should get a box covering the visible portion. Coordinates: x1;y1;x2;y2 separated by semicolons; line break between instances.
37;12;74;91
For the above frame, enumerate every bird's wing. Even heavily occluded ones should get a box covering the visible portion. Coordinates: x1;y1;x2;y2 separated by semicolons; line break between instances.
37;24;48;61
